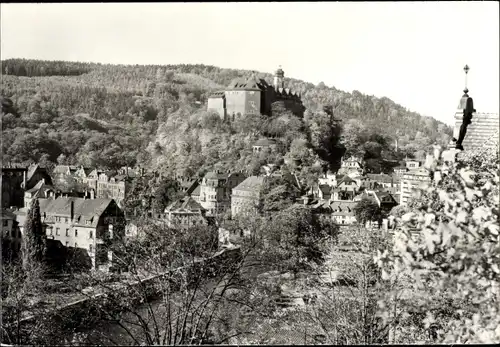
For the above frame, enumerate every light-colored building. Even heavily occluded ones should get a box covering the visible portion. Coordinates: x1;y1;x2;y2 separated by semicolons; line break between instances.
164;196;208;229
231;176;266;217
23;179;56;207
365;190;399;214
195;171;246;216
338;156;364;175
318;171;337;187
400;167;431;206
39;197;125;271
253;138;279;154
52;166;128;207
2;163;53;208
330;201;358;225
335;175;359;200
207;66;305;120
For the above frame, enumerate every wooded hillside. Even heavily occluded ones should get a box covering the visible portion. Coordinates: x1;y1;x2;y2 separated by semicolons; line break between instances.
1;58;452;178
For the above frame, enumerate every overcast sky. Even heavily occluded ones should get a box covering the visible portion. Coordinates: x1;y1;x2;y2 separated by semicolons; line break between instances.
1;2;498;125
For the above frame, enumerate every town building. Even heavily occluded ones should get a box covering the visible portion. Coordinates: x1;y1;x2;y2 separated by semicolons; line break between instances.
318;171;337;187
194;171;246;216
393;165;408;176
399;167;432;205
52;165;129;207
335;175;359;200
1;163;53;208
207;66;305;120
41;197;125;271
365;190;399;214
231;176;266;217
338;156;364;176
164;196;208;229
330;201;358;225
23;179;56;207
405;159;421;170
363;173;394;189
252;138;280;154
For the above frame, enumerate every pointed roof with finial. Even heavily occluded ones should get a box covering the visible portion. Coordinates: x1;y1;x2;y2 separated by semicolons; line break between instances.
458;64;470;109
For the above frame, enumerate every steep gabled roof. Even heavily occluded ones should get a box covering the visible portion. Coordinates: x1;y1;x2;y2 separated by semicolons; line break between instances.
337;175;357;186
38;197;115;228
26;179;54;194
165;196;205;213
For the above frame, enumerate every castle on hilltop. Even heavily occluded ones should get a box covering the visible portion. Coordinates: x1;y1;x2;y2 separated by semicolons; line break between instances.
207;66;305;120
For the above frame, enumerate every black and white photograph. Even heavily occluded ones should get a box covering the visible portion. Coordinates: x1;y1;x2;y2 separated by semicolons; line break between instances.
0;1;499;345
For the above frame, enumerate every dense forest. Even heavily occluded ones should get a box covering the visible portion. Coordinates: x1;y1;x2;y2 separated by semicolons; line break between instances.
1;58;452;180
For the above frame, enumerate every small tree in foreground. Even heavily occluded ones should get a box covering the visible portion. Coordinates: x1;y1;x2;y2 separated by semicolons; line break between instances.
21;199;47;272
375;146;500;343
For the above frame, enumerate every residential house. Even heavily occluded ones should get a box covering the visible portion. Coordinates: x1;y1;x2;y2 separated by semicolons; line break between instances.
338;156;364;175
195;171;246;216
231;176;266;217
335;175;359;200
405;159;421;170
318;171;337;187
400;167;432;205
330;201;358;225
363;174;394;189
309;184;333;201
1;163;53;208
253;138;279;154
39;197;125;271
164;196;208;229
393;165;407;176
365;190;399;214
23;179;57;208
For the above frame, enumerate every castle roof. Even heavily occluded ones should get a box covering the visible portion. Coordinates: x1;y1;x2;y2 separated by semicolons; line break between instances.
227;77;262;91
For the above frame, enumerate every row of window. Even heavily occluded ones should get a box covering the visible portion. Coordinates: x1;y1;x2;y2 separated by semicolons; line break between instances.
47;227;93;238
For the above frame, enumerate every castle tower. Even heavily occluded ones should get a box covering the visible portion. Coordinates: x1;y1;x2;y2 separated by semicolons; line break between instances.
273;65;285;89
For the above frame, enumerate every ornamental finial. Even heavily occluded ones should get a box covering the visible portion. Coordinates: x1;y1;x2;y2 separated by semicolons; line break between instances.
463;65;470;94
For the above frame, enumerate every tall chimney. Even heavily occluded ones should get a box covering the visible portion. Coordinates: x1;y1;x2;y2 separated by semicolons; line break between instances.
70;200;74;222
23;170;27;189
